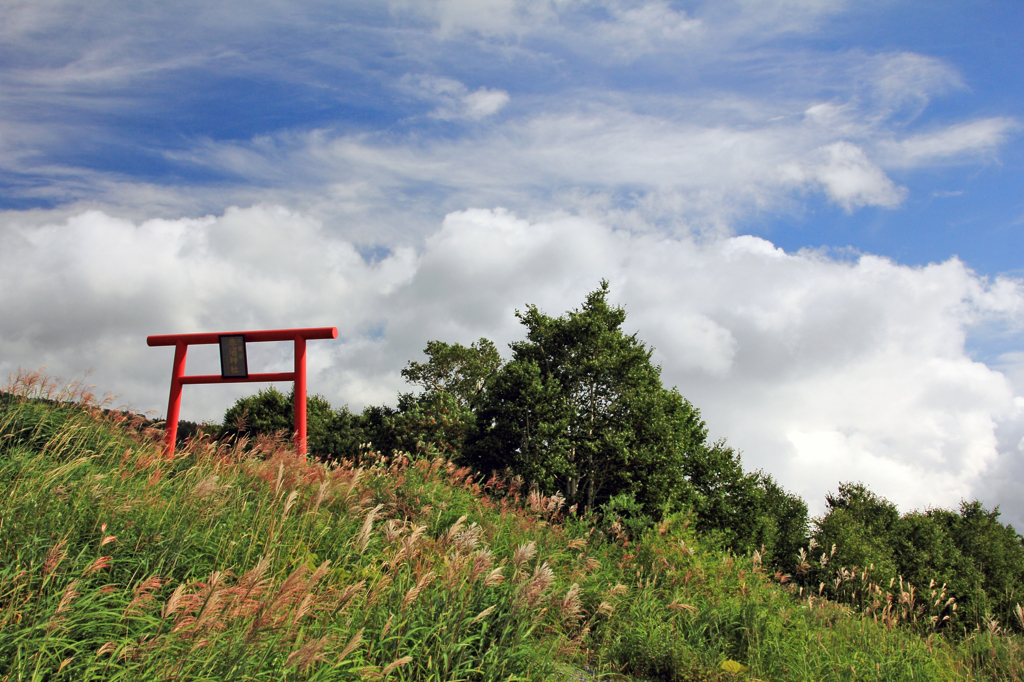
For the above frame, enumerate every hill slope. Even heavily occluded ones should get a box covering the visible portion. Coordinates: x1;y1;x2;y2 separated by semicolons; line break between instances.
1;375;1022;680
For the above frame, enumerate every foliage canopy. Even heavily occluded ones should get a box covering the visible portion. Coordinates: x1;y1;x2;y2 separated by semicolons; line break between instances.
809;482;1024;634
466;280;706;518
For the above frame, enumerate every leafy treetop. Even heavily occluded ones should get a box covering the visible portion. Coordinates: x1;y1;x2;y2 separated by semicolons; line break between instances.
401;338;502;411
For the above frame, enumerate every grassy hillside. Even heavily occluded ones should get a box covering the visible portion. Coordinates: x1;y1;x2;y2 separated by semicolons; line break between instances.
1;373;1023;680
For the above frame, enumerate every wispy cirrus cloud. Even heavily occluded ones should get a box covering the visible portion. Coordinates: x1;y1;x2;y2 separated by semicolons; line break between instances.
154;69;1011;237
0;2;1014;237
879;118;1018;168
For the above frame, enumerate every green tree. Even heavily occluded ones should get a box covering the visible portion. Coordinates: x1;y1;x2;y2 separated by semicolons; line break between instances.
890;511;980;620
808;484;1024;633
356;339;500;457
931;502;1024;629
221;386;293;437
812;482;901;580
361;337;503;457
680;438;808;560
465;358;572;492
306;393;364;461
746;472;809;566
467;281;707;518
384;391;475;458
401;338;502;411
220;386;363;460
359;402;400;457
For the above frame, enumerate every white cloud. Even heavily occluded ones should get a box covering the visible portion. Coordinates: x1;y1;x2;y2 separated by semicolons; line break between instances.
3;205;1023;527
880;118;1018;168
712;0;851;39
402;75;510;120
390;0;703;53
587;1;703;61
155;96;909;236
0;1;1013;242
0;205;418;410
463;87;512;118
6;62;1009;252
810;141;906;210
161;93;936;236
859;52;964;121
389;0;560;38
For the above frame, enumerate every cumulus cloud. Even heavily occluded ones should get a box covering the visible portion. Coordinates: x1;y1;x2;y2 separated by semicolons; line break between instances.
463;88;512;119
0;205;418;410
2;205;1023;527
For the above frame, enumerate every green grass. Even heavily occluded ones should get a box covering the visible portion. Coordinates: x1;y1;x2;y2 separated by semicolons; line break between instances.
1;371;1023;680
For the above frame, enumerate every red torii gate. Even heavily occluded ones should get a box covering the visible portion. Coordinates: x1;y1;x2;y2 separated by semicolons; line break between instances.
148;327;338;457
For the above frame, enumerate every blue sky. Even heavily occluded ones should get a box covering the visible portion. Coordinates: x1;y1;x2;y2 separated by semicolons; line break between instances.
2;2;1020;273
1;0;1023;525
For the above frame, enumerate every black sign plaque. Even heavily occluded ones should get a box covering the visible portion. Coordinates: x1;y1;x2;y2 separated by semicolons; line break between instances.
219;334;249;379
